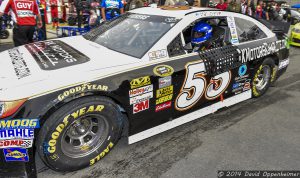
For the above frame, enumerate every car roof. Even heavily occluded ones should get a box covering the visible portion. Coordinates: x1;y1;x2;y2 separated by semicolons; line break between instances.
130;6;216;18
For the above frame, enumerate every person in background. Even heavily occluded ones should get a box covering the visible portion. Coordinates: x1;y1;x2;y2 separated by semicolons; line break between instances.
256;0;263;19
240;0;247;14
50;0;59;28
101;0;124;21
226;0;241;13
0;0;43;46
74;0;83;28
216;0;228;10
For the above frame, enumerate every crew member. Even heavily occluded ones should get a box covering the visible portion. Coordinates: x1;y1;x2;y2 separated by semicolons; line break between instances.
0;0;42;46
50;0;59;28
101;0;124;21
191;21;213;52
74;0;83;28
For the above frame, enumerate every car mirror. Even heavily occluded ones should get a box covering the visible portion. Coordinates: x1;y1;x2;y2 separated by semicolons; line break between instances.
183;43;193;51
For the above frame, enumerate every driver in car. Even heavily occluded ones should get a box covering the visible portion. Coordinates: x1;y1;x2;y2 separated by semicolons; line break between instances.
191;21;213;52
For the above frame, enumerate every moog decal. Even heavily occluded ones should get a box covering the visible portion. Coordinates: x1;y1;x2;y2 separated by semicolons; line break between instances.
25;40;90;70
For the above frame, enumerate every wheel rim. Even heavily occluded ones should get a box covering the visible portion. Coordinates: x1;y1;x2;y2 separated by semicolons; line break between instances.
254;65;271;91
61;114;109;158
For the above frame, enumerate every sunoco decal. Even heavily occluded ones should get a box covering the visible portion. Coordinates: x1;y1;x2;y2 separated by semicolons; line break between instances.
8;48;31;79
25;40;90;70
153;65;174;77
3;148;29;162
0;119;40;130
0;129;34;140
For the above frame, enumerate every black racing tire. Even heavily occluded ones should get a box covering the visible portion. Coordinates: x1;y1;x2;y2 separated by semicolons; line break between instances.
252;58;275;98
36;96;124;172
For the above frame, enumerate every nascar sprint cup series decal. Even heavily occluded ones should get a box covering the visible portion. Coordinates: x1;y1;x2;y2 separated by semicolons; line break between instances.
25;40;90;70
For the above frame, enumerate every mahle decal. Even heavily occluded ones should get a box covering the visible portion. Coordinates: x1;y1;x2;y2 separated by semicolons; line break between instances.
130;76;151;89
153;65;174;77
58;83;108;101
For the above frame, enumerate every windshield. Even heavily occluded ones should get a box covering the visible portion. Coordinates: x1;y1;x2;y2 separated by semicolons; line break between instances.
89;13;179;58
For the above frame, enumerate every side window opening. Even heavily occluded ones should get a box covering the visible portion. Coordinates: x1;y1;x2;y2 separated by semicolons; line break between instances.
234;17;267;43
182;17;232;53
167;34;186;58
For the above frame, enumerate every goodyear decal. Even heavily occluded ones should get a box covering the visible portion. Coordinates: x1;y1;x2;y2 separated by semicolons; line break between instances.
153;65;174;77
90;142;114;165
58;83;108;101
47;105;104;154
0;119;40;130
3;148;29;162
130;76;151;89
156;85;173;98
0;129;34;140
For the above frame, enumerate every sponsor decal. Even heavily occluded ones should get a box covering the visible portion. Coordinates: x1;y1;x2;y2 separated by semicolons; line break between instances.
8;48;31;79
234;74;249;83
156;94;172;105
47;105;104;154
232;79;251;94
0;119;40;130
156;85;173;98
165;17;177;23
130;76;151;89
227;16;239;45
243;81;251;91
238;64;247;77
148;49;167;60
0;139;33;148
130;92;153;105
129;14;150;20
90;142;114;165
195;11;222;17
0;129;34;140
153;65;174;77
159;76;172;89
133;100;149;114
25;40;90;70
58;83;108;101
3;148;29;162
129;85;153;97
237;40;286;63
279;58;289;69
155;101;172;112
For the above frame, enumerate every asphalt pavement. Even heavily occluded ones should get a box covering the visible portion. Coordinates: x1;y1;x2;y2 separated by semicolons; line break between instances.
0;44;299;178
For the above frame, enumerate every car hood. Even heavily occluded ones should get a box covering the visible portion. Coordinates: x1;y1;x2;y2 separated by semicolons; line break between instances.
0;36;142;101
294;23;300;30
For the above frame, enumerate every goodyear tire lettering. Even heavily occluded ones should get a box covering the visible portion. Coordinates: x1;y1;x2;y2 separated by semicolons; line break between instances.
90;142;114;166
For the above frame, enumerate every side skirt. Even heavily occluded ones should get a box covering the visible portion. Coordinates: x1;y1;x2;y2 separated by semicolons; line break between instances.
128;90;252;144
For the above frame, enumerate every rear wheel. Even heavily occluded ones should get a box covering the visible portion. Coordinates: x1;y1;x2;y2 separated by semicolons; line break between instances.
252;58;275;97
37;96;124;172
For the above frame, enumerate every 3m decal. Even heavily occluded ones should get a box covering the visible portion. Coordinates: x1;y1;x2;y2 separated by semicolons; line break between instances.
8;48;31;79
130;92;153;105
47;105;104;154
159;76;172;89
130;76;151;89
238;64;247;77
155;101;172;112
156;85;173;98
0;139;33;148
58;83;108;101
279;58;289;69
0;129;34;140
90;142;114;165
176;61;231;111
0;119;40;130
3;148;29;162
156;94;172;105
25;40;90;70
129;85;153;98
153;65;174;77
133;100;149;114
237;40;286;63
148;50;167;60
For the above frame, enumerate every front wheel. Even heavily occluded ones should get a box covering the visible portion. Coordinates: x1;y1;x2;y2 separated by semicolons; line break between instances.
37;96;124;172
252;58;275;97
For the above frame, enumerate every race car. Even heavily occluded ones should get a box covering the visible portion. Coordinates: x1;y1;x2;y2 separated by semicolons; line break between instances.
289;22;300;46
0;6;289;177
